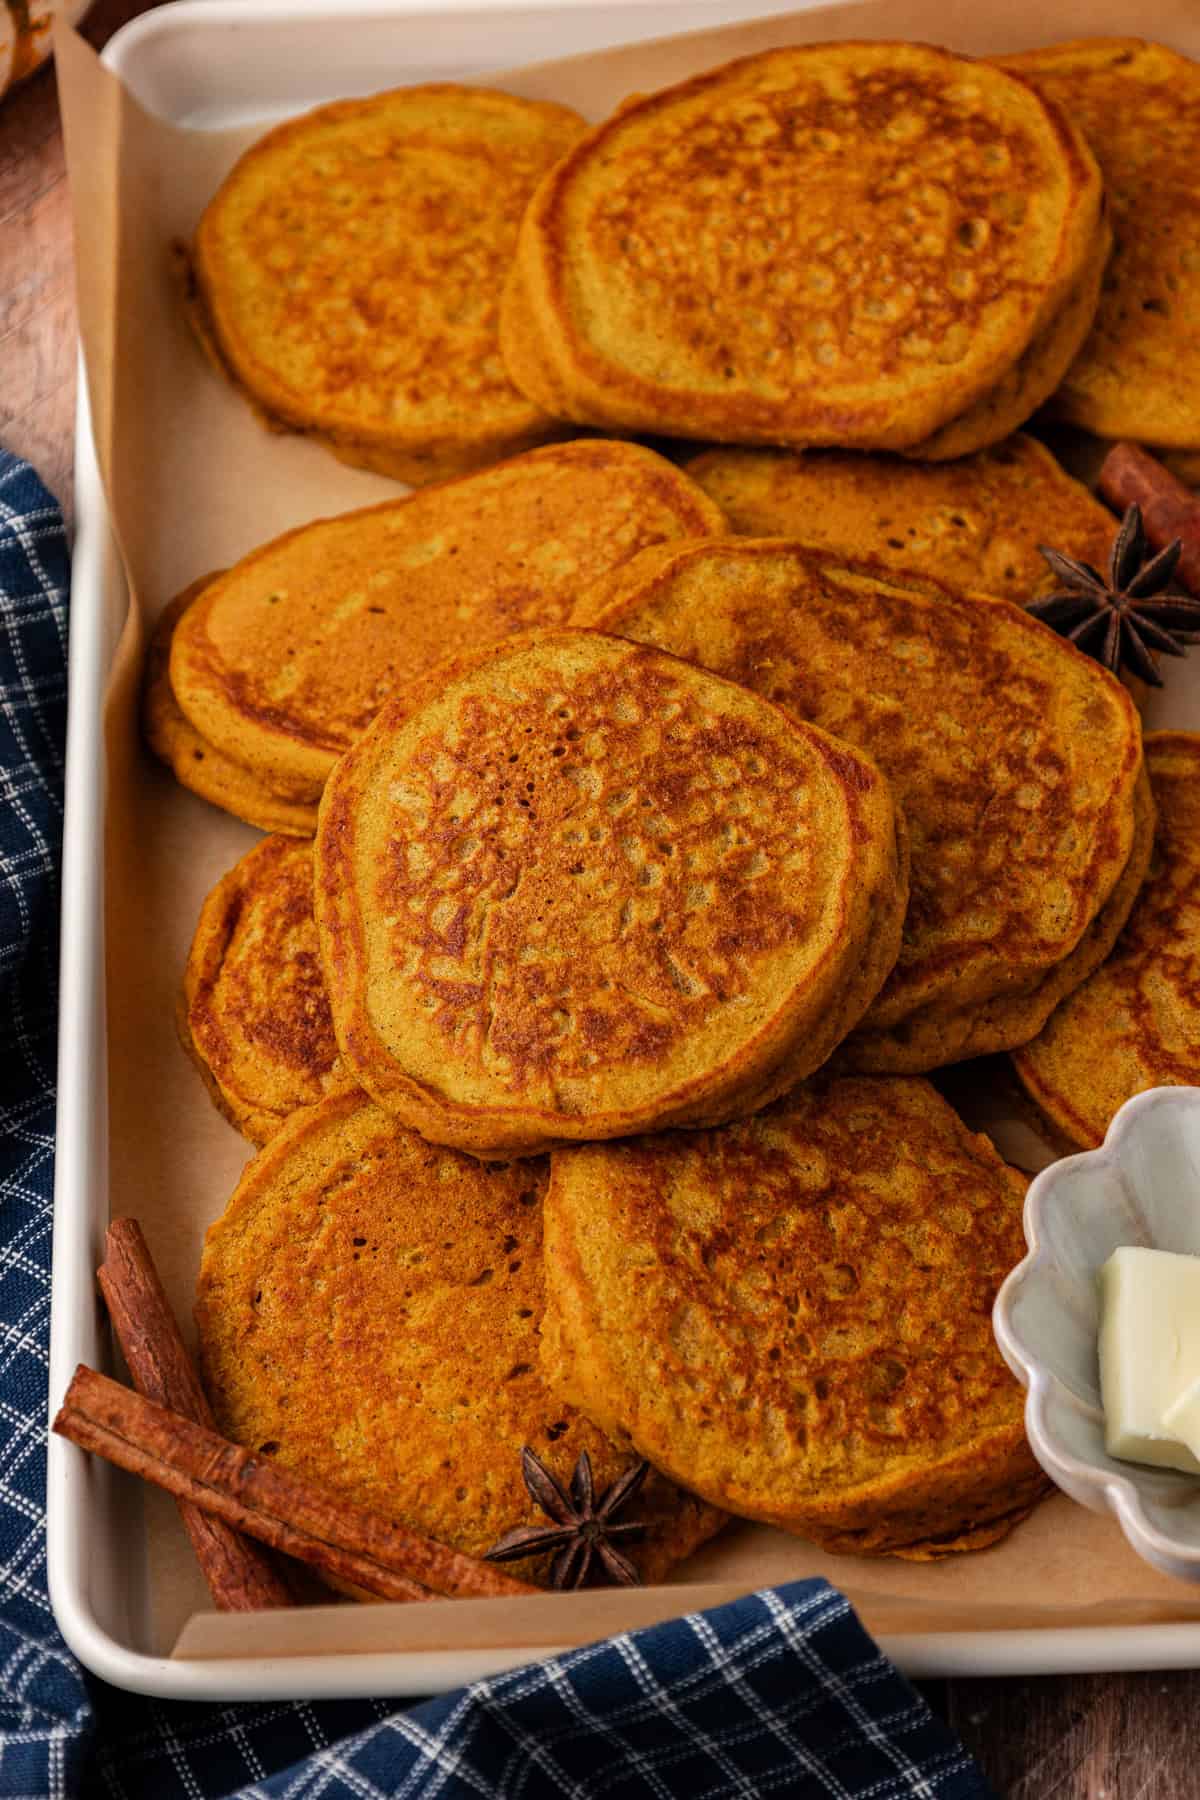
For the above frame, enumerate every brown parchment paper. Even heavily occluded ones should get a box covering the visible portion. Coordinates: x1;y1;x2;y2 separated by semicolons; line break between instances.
54;0;1200;1665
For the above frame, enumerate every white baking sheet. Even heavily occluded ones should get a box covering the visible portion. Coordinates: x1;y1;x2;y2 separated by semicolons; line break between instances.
48;0;1200;1699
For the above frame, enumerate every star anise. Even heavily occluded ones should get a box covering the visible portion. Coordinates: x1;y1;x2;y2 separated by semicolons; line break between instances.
1028;503;1200;687
484;1447;650;1588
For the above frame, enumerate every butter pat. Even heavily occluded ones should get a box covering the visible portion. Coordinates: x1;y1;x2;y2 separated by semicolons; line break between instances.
1163;1376;1200;1463
1098;1246;1200;1475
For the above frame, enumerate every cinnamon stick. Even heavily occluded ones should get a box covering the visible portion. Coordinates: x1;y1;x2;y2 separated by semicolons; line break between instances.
54;1365;537;1603
1098;442;1200;593
98;1218;293;1611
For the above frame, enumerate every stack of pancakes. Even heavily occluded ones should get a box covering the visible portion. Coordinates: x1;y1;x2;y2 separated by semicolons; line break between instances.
1013;734;1200;1149
182;39;1198;482
156;35;1200;1590
147;440;725;827
313;628;907;1157
501;43;1106;460
574;539;1150;1072
174;527;1146;1575
996;41;1200;478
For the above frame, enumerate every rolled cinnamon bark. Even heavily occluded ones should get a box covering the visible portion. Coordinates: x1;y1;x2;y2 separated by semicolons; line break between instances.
54;1365;537;1603
1098;442;1200;593
99;1218;293;1611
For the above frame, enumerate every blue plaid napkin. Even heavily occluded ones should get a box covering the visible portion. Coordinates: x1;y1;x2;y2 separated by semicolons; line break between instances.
0;450;992;1800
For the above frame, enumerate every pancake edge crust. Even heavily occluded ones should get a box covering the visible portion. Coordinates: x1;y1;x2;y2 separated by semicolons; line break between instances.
540;1078;1048;1557
142;583;320;837
500;43;1102;450
1012;733;1200;1147
195;1087;727;1589
842;762;1156;1073
314;628;908;1158
179;835;351;1146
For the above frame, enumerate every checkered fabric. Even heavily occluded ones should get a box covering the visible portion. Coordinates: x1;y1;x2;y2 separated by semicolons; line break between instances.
0;451;993;1800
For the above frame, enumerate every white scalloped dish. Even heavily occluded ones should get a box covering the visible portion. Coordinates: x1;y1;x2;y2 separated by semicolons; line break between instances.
994;1086;1200;1580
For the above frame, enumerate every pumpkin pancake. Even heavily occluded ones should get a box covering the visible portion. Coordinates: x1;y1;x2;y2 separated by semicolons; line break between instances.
685;433;1116;605
850;766;1154;1073
541;1076;1048;1556
314;628;907;1158
180;835;348;1145
501;42;1101;451
142;584;319;837
188;85;585;484
999;40;1200;451
1013;733;1200;1148
195;1088;724;1587
577;538;1144;1069
900;214;1112;461
168;440;726;807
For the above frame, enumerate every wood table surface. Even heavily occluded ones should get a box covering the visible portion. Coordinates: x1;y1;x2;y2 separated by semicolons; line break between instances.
8;7;1200;1793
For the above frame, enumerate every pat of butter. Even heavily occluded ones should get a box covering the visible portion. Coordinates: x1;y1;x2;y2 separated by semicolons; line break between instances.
1163;1376;1200;1462
1098;1246;1200;1475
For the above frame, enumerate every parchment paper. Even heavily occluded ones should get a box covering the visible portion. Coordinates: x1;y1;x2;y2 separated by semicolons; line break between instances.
53;0;1200;1663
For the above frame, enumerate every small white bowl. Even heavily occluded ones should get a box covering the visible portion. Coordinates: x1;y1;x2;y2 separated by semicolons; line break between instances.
994;1085;1200;1581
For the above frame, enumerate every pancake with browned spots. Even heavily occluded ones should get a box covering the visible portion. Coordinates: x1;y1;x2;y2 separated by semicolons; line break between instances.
541;1076;1048;1556
899;215;1111;461
314;627;907;1158
576;538;1145;1069
999;40;1200;452
849;766;1154;1073
180;834;348;1145
684;433;1116;605
187;85;586;483
501;43;1102;453
1013;733;1200;1147
142;585;318;837
168;440;726;809
196;1087;725;1587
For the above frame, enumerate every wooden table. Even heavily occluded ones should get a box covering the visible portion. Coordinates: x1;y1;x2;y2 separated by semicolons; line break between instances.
8;9;1199;1793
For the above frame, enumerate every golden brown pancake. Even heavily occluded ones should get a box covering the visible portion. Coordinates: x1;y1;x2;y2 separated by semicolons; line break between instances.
168;440;726;807
188;85;585;484
315;627;907;1158
196;1088;724;1586
180;835;347;1145
901;215;1112;461
142;584;319;837
501;43;1102;451
1013;733;1200;1148
999;40;1200;450
684;433;1116;605
576;538;1145;1069
541;1076;1048;1556
849;766;1155;1073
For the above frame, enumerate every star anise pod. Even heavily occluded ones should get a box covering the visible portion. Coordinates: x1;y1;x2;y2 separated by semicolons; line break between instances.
484;1447;650;1589
1028;503;1200;687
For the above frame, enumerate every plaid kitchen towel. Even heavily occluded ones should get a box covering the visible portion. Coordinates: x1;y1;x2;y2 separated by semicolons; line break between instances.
0;449;992;1800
